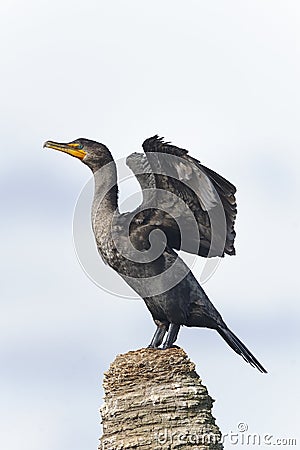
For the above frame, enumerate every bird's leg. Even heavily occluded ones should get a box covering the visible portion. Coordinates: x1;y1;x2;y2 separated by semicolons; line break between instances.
148;322;169;348
162;323;181;349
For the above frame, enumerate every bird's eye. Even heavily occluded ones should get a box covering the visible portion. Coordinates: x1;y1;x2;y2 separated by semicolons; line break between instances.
77;144;84;149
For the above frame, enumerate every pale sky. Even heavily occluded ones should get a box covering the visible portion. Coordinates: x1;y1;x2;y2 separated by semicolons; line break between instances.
1;1;299;449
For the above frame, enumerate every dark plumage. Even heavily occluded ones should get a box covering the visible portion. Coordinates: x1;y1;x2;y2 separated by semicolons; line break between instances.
141;135;237;257
44;136;267;373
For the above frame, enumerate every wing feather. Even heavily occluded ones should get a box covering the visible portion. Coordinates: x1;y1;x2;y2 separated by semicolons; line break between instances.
126;136;237;257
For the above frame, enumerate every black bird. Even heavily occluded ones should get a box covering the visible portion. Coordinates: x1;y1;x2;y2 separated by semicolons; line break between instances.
44;136;267;373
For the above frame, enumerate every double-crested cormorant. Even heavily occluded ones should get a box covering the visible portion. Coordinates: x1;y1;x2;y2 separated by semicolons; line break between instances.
44;136;267;373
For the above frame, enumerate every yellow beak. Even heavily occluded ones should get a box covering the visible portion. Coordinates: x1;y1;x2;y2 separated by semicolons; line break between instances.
43;140;87;160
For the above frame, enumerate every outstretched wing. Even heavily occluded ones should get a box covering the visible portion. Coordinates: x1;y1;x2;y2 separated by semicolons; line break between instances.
126;136;237;257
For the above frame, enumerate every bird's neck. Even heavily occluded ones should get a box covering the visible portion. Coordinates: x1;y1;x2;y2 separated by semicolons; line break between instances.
91;162;119;242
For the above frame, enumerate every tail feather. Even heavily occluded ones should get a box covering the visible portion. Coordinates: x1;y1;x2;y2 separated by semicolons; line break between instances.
217;326;267;373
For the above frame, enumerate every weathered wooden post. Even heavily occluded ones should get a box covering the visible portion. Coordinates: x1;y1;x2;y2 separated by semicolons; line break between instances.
99;347;223;449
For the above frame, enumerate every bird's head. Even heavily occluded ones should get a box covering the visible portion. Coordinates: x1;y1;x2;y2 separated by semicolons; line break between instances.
43;138;113;171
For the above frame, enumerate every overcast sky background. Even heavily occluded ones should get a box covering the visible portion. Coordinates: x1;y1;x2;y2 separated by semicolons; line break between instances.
1;1;299;449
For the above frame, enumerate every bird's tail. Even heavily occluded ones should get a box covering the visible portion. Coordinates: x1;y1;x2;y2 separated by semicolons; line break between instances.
217;326;267;373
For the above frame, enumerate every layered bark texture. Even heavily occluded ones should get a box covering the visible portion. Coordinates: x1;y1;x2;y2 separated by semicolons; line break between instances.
99;348;223;449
